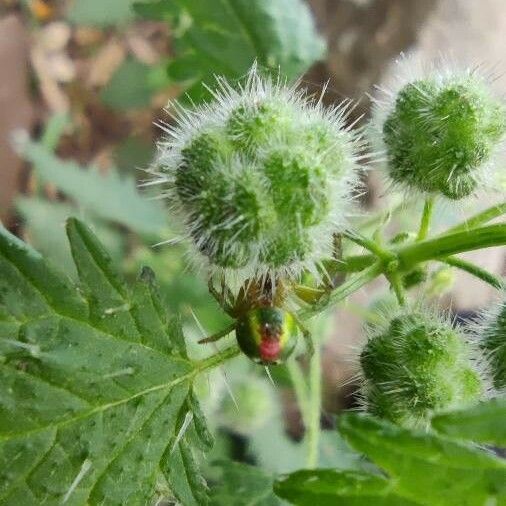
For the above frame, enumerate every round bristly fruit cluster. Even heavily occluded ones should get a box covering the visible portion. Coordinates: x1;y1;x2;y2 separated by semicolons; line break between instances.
476;295;506;391
371;66;506;199
359;309;486;428
152;66;362;282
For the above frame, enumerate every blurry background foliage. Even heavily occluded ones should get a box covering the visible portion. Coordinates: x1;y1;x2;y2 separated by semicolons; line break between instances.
0;0;505;499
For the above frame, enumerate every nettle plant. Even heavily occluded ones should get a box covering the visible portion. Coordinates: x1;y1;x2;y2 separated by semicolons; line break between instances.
1;62;506;505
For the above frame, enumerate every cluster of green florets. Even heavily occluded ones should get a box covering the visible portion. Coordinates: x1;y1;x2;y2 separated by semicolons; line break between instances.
154;68;361;281
360;309;485;428
476;296;506;391
372;68;506;199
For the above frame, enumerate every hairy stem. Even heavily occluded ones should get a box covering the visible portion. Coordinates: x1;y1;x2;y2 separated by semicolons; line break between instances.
287;358;310;428
439;257;504;290
343;230;392;260
328;224;506;274
417;197;435;241
306;342;321;469
447;201;506;234
387;270;407;306
397;224;506;270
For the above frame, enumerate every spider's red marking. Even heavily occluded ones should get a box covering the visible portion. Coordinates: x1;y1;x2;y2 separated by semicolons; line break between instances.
259;322;281;362
259;338;281;362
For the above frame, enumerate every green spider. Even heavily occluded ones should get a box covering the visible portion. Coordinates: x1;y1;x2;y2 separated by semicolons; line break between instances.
199;278;314;365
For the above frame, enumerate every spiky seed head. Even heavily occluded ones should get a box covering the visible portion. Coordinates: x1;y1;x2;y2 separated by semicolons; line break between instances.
370;60;506;200
235;307;298;365
152;66;362;284
359;308;486;428
475;294;506;391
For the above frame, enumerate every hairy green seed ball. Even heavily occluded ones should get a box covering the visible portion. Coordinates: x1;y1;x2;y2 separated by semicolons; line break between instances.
382;76;506;199
235;307;298;365
479;299;506;390
360;311;483;428
159;69;360;279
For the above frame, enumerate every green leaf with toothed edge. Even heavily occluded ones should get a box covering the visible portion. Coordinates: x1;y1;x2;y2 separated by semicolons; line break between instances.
0;218;216;505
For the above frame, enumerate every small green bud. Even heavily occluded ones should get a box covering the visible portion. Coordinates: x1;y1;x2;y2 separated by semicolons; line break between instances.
372;65;506;200
235;307;298;365
476;296;506;391
154;66;361;283
360;309;485;428
402;267;427;289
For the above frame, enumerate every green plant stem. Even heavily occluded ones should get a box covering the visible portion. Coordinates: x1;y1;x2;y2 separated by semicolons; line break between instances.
343;231;392;260
447;202;506;234
387;270;407;306
287;358;310;428
299;262;383;320
306;342;321;469
326;224;506;275
417;197;435;241
397;224;506;271
439;257;504;290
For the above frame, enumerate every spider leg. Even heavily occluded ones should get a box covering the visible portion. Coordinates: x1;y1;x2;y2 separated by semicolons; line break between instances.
293;315;314;357
198;323;236;344
208;277;235;316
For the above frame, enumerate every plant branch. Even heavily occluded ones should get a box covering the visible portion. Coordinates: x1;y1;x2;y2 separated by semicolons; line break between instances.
447;202;506;234
327;223;506;275
397;224;506;271
342;230;392;260
299;262;383;320
306;342;321;469
417;197;435;241
287;358;310;428
438;257;504;290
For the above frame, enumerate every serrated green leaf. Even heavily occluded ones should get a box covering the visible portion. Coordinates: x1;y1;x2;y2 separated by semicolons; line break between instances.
432;398;506;446
19;140;167;236
210;461;280;505
0;218;225;505
136;0;326;102
274;469;419;506
339;413;506;506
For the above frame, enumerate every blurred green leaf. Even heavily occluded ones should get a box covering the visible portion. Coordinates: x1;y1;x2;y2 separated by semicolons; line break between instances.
275;470;419;506
101;58;154;111
135;0;326;102
274;413;506;506
432;398;506;446
19;139;168;236
340;414;506;506
133;0;176;20
16;197;124;278
67;0;137;27
209;461;280;505
0;218;216;504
